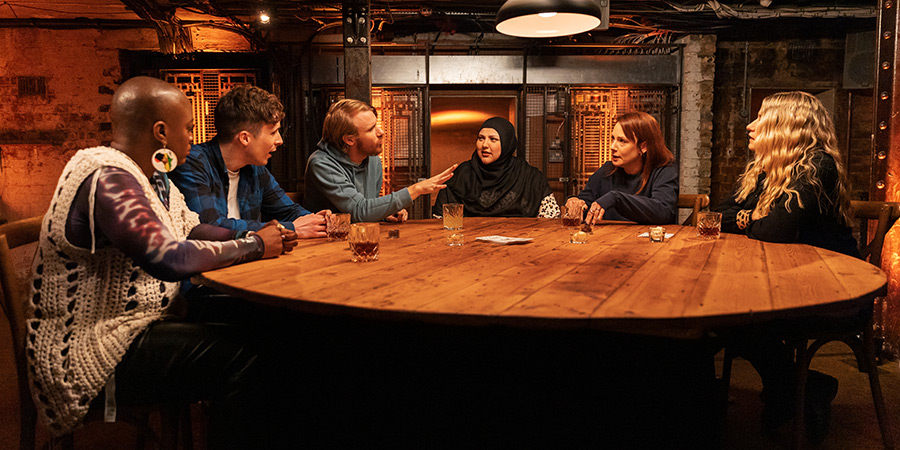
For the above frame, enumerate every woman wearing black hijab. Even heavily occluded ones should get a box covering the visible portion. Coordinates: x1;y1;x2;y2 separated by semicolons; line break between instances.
432;117;559;218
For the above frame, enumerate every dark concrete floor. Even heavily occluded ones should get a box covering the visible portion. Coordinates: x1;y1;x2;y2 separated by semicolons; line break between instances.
719;341;900;450
4;337;899;449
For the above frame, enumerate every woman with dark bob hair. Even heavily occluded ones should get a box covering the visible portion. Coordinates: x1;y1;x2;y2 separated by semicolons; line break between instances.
565;111;678;225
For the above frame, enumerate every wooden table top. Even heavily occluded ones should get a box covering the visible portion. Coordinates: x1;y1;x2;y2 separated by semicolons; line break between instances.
194;217;887;338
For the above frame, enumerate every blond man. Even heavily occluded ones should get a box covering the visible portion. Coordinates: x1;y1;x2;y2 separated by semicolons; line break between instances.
304;99;455;222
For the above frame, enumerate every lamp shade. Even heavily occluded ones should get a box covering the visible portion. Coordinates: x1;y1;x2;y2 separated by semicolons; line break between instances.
495;0;607;38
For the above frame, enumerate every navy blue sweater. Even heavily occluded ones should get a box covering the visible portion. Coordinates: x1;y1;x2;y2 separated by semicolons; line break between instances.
574;162;679;224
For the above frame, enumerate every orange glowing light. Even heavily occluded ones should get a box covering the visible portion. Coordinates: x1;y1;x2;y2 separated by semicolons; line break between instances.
430;110;495;127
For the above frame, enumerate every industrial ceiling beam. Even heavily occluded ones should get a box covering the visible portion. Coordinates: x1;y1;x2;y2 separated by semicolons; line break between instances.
120;0;194;53
343;0;373;103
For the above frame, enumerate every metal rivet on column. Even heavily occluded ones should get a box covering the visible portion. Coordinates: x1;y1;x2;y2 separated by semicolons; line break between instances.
346;37;354;43
881;91;891;100
877;180;886;189
884;31;893;39
886;1;894;9
883;61;892;70
878;151;887;160
880;121;888;130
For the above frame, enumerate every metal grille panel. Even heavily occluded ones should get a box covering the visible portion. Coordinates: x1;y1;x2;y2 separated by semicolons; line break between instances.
380;89;426;219
570;88;669;194
323;88;428;219
525;88;545;167
162;69;258;144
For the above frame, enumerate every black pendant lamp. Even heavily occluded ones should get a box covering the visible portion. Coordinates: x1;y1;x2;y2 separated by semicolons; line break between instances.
495;0;608;38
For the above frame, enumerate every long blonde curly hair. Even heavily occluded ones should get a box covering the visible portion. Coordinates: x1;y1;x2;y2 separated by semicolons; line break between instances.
735;91;853;225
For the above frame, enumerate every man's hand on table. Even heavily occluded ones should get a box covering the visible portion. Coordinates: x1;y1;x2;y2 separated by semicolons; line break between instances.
385;209;408;223
292;211;328;239
257;220;294;258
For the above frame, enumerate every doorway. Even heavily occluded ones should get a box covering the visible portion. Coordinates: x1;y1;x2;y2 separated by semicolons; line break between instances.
429;92;518;183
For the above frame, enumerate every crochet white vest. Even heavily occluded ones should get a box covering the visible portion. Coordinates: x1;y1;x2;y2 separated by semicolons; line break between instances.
26;147;199;435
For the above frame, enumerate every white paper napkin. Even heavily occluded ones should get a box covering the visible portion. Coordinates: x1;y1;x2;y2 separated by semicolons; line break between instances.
475;235;534;245
637;232;675;239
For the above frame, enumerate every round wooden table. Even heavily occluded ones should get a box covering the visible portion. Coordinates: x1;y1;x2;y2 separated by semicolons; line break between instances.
195;217;886;338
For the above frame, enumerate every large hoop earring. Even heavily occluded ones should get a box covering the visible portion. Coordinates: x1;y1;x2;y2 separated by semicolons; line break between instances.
152;147;178;173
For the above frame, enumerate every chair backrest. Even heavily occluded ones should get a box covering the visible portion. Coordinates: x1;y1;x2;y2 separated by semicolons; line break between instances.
850;200;900;266
677;194;710;227
284;191;301;204
0;216;43;450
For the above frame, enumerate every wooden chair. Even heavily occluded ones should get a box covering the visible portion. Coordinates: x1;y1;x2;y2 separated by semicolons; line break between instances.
284;191;302;204
851;200;900;265
677;194;710;226
0;217;192;450
0;217;41;450
720;201;899;449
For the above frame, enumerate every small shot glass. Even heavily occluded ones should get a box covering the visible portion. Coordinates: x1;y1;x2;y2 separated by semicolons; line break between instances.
447;232;464;246
649;226;666;243
569;230;589;244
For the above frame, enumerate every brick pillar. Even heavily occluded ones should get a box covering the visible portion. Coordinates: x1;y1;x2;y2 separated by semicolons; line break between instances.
677;34;716;223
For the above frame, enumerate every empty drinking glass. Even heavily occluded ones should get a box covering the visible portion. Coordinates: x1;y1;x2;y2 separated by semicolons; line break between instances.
443;203;463;230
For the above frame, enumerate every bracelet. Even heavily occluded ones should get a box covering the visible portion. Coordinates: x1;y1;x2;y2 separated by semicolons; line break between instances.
736;209;751;230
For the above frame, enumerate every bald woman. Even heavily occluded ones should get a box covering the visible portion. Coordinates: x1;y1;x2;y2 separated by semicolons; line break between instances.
26;76;290;448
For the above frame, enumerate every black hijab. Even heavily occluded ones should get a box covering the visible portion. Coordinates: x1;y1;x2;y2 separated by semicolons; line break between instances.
433;117;550;217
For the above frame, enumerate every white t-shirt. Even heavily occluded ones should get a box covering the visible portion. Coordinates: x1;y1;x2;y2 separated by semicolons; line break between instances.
227;169;241;220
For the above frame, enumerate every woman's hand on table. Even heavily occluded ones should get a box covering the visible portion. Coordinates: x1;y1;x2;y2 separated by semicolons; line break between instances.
585;202;606;225
564;197;586;214
565;197;605;224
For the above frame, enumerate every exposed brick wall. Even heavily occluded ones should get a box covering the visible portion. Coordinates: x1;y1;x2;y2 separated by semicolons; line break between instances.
710;38;859;209
0;27;252;222
677;34;716;223
848;92;874;201
0;29;138;220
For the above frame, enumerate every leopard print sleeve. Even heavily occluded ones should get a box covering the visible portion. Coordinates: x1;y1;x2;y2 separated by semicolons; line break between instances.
538;195;561;219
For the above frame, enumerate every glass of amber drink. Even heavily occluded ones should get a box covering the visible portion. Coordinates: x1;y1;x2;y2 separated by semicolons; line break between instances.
696;212;722;240
349;222;380;262
561;205;581;229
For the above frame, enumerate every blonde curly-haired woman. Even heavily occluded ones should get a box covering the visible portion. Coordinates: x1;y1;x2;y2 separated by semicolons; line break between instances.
716;91;857;443
717;90;857;255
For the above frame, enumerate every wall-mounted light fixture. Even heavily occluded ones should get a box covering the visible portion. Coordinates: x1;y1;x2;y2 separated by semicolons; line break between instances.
495;0;609;38
259;11;271;24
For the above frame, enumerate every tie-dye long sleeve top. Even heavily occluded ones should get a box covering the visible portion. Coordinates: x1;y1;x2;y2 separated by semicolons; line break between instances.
66;167;263;280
